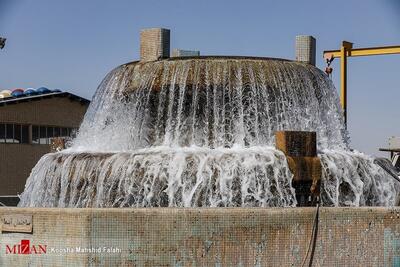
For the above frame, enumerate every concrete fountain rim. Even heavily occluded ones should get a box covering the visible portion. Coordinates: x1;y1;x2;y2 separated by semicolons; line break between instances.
120;55;303;67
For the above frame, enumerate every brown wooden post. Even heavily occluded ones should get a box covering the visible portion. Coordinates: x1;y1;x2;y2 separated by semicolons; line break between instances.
275;131;321;206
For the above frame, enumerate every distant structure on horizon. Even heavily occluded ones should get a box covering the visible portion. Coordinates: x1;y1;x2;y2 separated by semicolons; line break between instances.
295;35;316;66
140;28;170;62
171;49;200;58
139;28;317;67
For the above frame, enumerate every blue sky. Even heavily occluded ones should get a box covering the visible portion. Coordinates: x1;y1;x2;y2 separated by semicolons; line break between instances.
0;0;399;155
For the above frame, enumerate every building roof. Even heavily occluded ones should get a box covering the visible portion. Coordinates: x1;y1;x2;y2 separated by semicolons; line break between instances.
0;91;90;107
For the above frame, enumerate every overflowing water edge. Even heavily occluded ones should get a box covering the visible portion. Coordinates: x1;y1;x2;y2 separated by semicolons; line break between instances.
19;58;400;207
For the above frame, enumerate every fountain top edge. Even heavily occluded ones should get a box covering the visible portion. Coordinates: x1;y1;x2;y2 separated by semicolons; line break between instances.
162;55;293;62
120;55;304;67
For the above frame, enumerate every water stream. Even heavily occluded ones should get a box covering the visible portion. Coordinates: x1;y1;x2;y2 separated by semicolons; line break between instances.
19;58;399;207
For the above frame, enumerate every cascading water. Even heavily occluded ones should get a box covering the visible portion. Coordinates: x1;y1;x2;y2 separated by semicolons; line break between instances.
19;57;399;207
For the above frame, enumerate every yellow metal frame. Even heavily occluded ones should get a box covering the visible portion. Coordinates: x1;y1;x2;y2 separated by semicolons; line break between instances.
323;42;400;126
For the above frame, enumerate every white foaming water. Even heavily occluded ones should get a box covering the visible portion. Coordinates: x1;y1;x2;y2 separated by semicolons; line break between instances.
20;146;296;207
19;58;399;207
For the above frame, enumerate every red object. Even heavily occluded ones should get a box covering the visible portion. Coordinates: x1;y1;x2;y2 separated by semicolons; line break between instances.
12;88;24;93
325;67;333;75
21;239;30;254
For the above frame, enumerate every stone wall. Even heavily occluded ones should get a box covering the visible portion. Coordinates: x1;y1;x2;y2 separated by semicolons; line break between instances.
1;207;400;266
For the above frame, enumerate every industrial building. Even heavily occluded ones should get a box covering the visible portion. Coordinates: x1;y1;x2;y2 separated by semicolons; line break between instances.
0;89;89;205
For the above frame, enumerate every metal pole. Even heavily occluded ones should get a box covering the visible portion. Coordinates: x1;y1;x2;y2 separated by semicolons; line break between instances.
340;44;347;125
340;41;353;127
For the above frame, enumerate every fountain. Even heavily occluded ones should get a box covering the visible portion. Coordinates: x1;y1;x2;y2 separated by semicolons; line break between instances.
18;56;399;208
2;30;400;266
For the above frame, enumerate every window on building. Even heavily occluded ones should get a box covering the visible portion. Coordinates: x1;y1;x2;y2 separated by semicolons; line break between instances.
0;124;30;144
5;124;14;143
14;124;21;143
47;127;54;144
21;125;29;144
0;123;77;145
39;126;47;144
36;126;77;145
61;127;68;137
0;124;5;143
54;127;60;138
32;126;39;144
